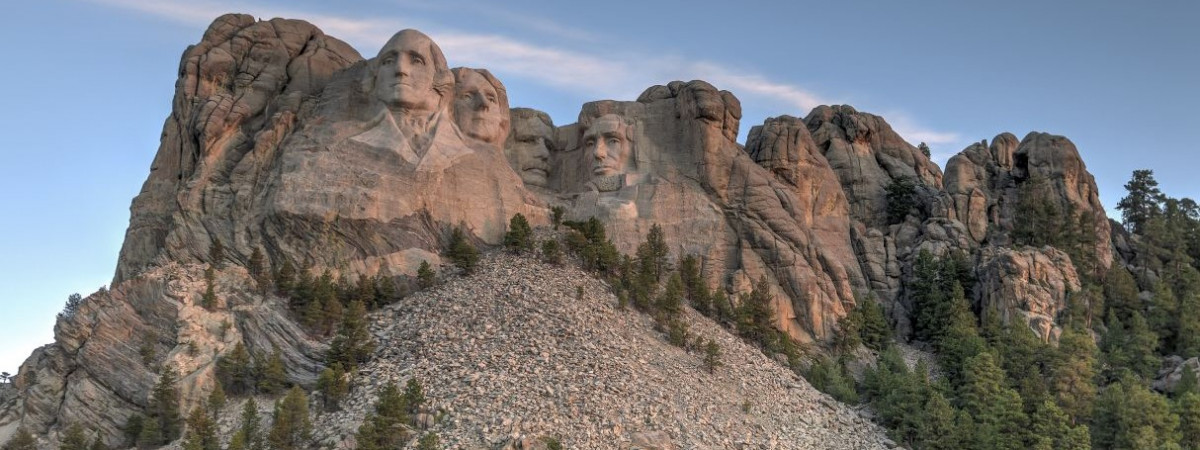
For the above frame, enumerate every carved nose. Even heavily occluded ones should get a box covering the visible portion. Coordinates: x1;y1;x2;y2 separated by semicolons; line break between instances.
473;94;489;111
593;144;607;160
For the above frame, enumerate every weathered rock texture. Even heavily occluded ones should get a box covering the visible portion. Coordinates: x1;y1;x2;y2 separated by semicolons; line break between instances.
2;12;1121;448
313;251;893;449
116;14;362;283
0;263;322;446
975;247;1081;342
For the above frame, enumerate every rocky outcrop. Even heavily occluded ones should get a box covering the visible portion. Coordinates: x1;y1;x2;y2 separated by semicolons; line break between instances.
1153;356;1200;394
0;263;323;446
804;105;943;227
116;14;362;283
546;82;863;342
944;132;1113;273
975;247;1081;341
3;12;1127;446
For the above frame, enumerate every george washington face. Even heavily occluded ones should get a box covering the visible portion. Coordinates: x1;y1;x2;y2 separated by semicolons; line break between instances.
374;30;439;115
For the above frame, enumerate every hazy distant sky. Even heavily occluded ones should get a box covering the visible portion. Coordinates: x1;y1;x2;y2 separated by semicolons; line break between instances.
1;0;1196;374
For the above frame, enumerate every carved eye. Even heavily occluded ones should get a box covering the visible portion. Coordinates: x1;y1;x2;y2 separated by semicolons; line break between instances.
412;54;426;66
607;137;621;147
584;139;595;147
486;94;496;103
381;56;395;65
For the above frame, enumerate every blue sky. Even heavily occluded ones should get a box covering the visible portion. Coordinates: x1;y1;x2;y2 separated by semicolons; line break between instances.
1;0;1196;374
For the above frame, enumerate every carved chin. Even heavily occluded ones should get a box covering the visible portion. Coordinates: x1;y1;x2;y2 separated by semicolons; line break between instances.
521;168;548;186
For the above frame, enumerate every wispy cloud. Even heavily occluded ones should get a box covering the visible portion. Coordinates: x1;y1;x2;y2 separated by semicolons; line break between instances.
82;0;960;149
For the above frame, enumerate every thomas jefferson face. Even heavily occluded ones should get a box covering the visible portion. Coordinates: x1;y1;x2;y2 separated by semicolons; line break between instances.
374;30;437;114
583;114;632;178
453;70;504;144
506;115;552;187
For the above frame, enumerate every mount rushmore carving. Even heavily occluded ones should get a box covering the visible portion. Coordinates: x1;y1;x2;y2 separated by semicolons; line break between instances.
114;15;1112;345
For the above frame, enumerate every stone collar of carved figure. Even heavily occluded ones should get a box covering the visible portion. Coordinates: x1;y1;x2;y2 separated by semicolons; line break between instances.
583;114;634;179
506;115;553;187
349;108;472;173
453;69;509;146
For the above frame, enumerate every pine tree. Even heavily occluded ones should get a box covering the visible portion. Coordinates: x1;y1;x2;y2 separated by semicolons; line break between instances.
3;427;36;450
216;342;255;395
957;352;1027;450
59;292;83;320
736;276;775;348
635;224;670;282
209;237;225;267
1117;169;1165;234
122;415;144;448
60;423;90;450
541;239;562;265
364;381;410;448
655;273;684;322
1050;327;1098;422
256;348;288;395
233;400;264;450
503;213;533;252
267;387;312;450
148;365;182;444
1177;364;1200;398
327;300;375;370
248;247;268;292
207;382;225;419
316;363;349;411
678;255;711;316
1029;399;1088;450
1178;290;1200;358
417;261;436;289
201;266;217;310
1125;311;1161;379
135;417;160;450
404;378;425;414
711;289;733;327
447;227;480;274
920;391;961;450
703;339;722;374
181;407;218;450
274;260;296;296
885;176;918;224
550;206;565;229
417;433;440;450
4;428;36;450
1178;391;1200;450
1092;375;1180;449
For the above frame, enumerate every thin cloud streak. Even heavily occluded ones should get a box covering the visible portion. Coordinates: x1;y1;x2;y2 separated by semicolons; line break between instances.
83;0;959;147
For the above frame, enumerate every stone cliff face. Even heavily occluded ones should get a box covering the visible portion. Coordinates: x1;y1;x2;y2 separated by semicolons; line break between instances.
2;13;1120;446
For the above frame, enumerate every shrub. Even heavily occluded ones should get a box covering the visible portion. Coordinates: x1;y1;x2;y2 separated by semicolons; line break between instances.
541;239;562;265
446;227;480;274
503;213;534;252
417;261;435;289
884;176;917;225
703;339;722;374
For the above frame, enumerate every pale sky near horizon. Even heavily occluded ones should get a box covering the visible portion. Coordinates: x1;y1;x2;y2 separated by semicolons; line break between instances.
0;0;1196;375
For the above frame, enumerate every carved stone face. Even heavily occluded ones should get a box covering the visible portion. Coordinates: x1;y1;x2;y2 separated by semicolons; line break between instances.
454;70;504;144
583;114;633;178
506;115;553;187
374;30;438;115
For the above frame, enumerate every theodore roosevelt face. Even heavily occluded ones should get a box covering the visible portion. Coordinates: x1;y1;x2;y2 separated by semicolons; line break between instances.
506;113;553;186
